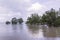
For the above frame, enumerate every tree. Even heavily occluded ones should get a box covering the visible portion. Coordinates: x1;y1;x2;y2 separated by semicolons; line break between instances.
41;8;57;26
18;18;23;24
54;16;60;27
26;14;41;24
11;17;17;24
26;8;60;27
6;21;10;24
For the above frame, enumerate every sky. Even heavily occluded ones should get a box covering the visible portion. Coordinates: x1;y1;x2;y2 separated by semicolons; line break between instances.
0;0;60;22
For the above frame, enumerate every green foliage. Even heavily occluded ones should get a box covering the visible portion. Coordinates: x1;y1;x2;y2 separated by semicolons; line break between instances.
54;16;60;27
41;8;57;26
18;18;23;24
41;14;48;24
26;14;41;24
41;8;60;27
26;8;60;27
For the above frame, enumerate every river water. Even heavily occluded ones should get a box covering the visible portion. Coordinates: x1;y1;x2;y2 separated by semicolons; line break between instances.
0;23;60;40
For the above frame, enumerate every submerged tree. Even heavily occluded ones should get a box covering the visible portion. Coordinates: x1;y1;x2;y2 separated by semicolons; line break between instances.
18;18;23;24
54;16;60;27
11;17;17;24
26;8;60;27
26;14;41;24
5;17;24;25
41;8;57;26
41;8;60;27
27;24;40;34
6;21;10;24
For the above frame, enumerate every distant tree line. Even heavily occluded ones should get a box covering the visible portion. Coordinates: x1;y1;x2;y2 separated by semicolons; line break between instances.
26;8;60;27
6;8;60;27
6;17;23;24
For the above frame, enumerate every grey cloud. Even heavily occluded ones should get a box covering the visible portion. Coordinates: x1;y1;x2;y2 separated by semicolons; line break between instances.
0;0;32;12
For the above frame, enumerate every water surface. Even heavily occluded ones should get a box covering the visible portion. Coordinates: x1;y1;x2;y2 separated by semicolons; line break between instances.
0;23;60;40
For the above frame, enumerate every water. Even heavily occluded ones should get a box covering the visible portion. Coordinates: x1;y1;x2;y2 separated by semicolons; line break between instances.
0;23;60;40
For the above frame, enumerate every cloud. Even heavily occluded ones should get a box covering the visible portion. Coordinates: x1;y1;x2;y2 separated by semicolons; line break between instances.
43;0;60;10
28;2;43;11
0;0;32;12
27;2;47;16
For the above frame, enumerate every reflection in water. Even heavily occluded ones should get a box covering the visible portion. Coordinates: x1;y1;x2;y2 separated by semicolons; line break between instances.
27;24;44;38
27;24;60;38
55;27;60;37
11;24;18;38
12;24;17;31
27;24;40;34
18;24;23;30
11;24;23;32
42;25;57;37
0;23;60;40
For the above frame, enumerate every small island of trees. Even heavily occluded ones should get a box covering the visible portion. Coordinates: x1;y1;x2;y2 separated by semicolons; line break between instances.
6;17;23;24
26;8;60;27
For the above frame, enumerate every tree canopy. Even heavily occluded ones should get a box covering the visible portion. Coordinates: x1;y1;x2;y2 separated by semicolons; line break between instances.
6;17;23;24
26;14;41;24
26;8;60;27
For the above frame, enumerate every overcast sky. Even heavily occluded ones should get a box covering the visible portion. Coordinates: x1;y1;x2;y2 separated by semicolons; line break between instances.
0;0;60;22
